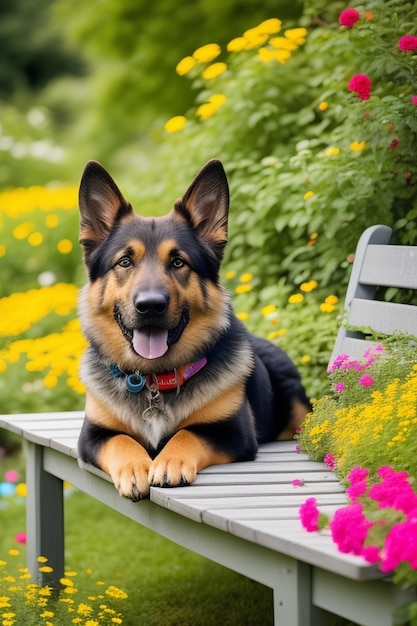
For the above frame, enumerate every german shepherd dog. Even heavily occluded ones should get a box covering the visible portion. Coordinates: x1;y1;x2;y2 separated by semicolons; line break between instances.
78;159;310;501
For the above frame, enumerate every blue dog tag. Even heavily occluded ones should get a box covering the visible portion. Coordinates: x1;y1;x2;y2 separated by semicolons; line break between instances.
126;373;146;393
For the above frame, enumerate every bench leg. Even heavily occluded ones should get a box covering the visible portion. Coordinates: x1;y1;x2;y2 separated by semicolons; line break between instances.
25;441;65;588
272;561;326;626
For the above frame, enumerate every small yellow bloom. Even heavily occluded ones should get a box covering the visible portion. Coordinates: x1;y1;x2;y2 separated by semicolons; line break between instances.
288;293;304;304
202;62;227;80
37;556;48;562
227;37;247;52
8;550;19;556
320;302;335;313
28;231;43;246
258;48;291;64
300;355;311;364
236;312;250;321
60;577;75;587
45;214;59;228
284;28;307;44
303;191;314;200
239;273;253;283
261;304;277;316
105;585;128;600
16;483;27;497
300;280;318;292
0;244;6;257
225;270;236;280
176;56;196;76
319;101;328;111
325;295;339;305
39;565;54;573
192;43;221;63
57;239;73;254
326;147;340;156
256;18;282;34
235;284;252;294
269;36;298;51
164;115;187;133
350;140;366;151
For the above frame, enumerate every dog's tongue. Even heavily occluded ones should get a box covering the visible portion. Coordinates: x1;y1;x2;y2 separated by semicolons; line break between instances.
132;327;168;359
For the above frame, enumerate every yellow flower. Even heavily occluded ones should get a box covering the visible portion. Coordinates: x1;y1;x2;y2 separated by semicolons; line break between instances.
303;191;314;200
235;284;252;294
284;28;307;45
242;28;269;49
258;48;291;64
269;37;298;51
300;355;311;364
28;232;43;246
176;56;196;76
261;304;277;316
239;272;253;283
13;221;35;240
8;550;19;556
37;556;48;563
225;270;236;280
105;586;128;600
256;18;282;34
227;37;247;52
192;43;221;63
0;186;77;218
288;293;304;304
202;62;227;80
325;295;339;305
57;239;73;254
164;115;187;133
16;483;27;497
319;101;328;111
196;94;227;120
236;312;250;321
40;611;54;618
350;140;366;151
45;214;59;228
0;244;5;257
39;566;54;573
300;280;318;292
320;302;335;313
326;147;340;156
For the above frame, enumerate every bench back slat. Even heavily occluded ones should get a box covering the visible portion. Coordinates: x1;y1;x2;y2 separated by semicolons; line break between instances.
331;224;417;363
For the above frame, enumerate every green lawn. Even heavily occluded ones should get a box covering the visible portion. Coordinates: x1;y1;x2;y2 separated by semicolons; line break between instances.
0;450;356;626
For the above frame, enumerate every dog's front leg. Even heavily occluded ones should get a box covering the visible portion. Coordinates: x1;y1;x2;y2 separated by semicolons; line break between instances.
98;434;152;501
149;429;231;488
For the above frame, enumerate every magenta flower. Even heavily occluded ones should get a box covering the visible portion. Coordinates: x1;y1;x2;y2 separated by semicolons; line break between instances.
359;374;374;387
369;467;417;515
339;8;360;28
389;139;399;149
292;478;304;487
398;35;417;51
328;353;350;372
15;532;27;544
412;96;417;105
334;382;345;392
380;516;417;572
346;466;369;501
362;545;381;564
299;497;320;532
4;469;19;483
324;453;337;470
295;444;301;453
330;503;373;555
348;74;371;100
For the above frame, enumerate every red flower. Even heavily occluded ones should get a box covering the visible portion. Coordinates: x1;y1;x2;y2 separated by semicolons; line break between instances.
339;8;360;28
398;35;417;51
348;74;371;100
389;139;399;149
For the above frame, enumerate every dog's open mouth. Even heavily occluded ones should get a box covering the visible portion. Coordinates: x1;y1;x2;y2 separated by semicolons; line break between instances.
114;305;190;360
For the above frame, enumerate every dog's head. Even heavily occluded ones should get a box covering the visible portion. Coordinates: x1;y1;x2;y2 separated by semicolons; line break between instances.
78;160;231;373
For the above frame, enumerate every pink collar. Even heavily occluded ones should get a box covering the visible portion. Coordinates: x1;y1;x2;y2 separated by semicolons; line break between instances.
145;356;207;391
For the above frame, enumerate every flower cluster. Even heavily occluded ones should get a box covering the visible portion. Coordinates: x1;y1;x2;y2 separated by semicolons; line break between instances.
0;552;127;625
165;18;307;130
300;465;417;574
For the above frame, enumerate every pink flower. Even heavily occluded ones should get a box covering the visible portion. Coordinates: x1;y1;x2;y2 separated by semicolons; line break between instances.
389;139;399;149
348;74;371;100
328;353;350;372
295;444;301;453
324;453;337;470
330;503;373;555
398;35;417;51
380;516;417;572
15;532;27;544
339;8;360;28
299;497;320;532
412;96;417;105
292;478;304;487
362;545;381;564
334;382;345;392
369;467;417;515
359;374;374;387
346;466;369;501
4;470;19;483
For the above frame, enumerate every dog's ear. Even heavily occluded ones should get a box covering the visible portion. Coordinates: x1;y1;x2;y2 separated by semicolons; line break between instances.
79;161;133;261
175;159;229;262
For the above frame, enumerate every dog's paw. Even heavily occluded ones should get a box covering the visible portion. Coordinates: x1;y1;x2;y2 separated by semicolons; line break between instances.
149;455;197;488
112;459;152;501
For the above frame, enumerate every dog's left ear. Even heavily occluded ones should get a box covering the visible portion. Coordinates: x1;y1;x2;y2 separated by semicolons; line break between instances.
175;159;229;262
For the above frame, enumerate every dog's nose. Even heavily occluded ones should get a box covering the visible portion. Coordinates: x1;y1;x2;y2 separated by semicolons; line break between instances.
134;290;169;315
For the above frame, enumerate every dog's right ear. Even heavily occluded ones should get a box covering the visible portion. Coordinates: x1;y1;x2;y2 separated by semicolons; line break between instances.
79;161;133;262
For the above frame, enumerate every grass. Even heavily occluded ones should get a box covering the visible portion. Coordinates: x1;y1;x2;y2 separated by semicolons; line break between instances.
0;448;357;626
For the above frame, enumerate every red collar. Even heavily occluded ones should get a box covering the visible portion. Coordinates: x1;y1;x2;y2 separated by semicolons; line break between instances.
145;356;207;391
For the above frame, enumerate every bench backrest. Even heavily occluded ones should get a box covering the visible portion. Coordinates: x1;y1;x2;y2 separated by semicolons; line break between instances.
331;224;417;363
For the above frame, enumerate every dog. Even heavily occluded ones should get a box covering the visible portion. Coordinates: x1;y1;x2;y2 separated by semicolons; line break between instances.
77;159;311;501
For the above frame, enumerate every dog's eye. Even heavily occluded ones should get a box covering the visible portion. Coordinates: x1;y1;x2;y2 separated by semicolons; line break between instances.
117;256;132;268
171;256;185;269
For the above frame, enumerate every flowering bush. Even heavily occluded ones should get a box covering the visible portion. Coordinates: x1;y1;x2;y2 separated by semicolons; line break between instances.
0;551;127;626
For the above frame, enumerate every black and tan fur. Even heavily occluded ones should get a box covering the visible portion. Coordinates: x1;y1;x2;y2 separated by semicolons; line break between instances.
78;159;310;501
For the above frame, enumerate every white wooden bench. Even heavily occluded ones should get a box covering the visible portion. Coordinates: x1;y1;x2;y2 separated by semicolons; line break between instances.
1;224;417;626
